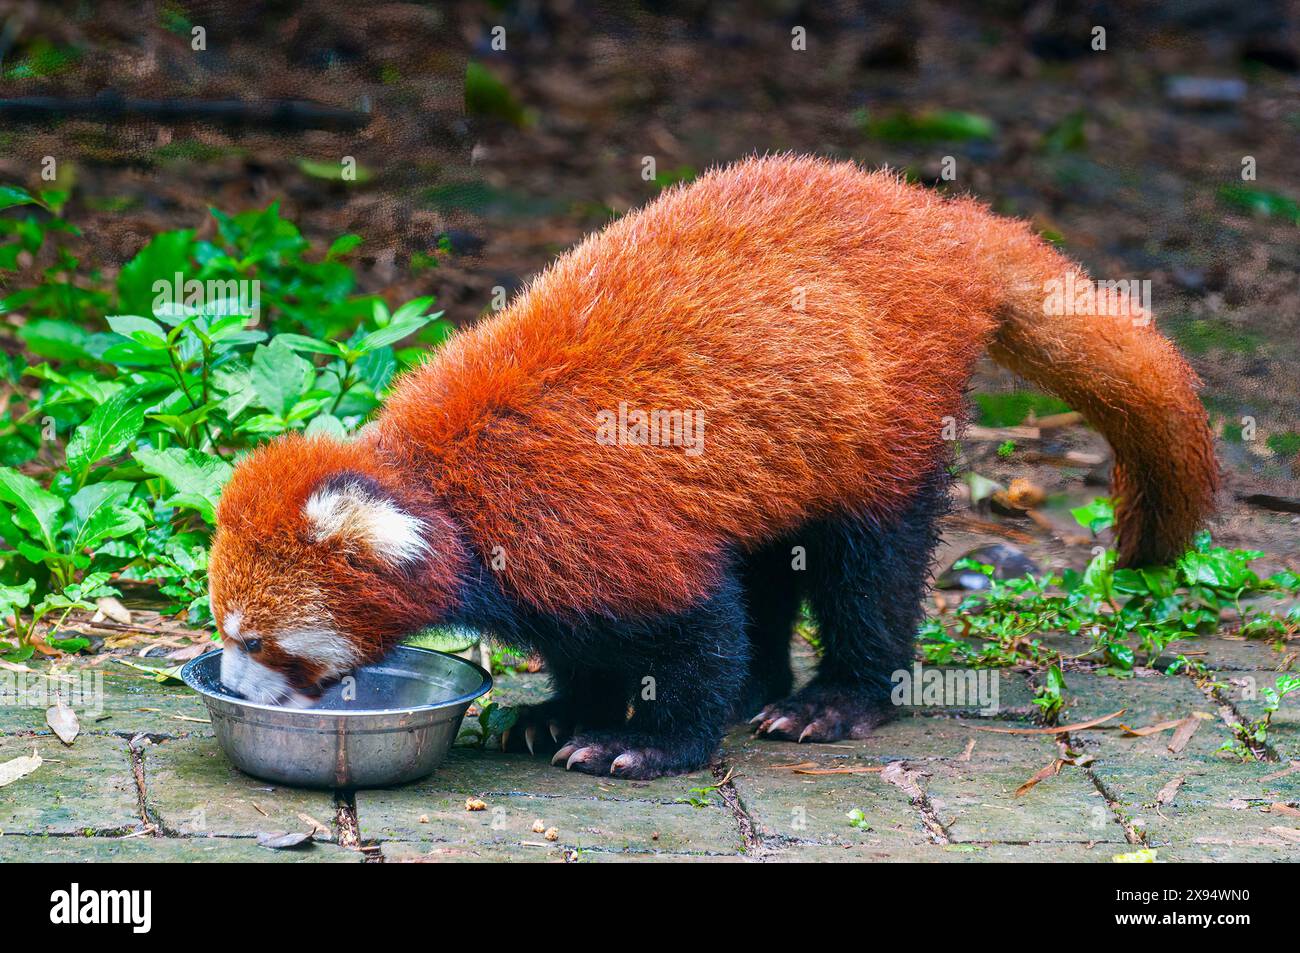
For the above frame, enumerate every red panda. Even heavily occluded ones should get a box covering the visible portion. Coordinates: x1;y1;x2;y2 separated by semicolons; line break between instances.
208;155;1217;778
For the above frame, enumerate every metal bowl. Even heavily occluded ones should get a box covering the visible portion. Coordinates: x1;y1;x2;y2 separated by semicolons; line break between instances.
181;645;491;789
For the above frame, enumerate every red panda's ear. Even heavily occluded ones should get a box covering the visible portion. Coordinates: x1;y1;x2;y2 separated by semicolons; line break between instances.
303;475;429;567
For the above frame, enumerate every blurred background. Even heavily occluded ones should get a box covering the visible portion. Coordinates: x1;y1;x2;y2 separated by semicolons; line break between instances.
0;0;1296;629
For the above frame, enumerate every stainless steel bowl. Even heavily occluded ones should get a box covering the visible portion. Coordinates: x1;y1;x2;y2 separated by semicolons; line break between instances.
181;645;491;789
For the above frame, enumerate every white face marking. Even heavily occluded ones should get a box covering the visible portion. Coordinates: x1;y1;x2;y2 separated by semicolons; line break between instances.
219;642;311;708
304;482;429;566
275;627;357;676
223;610;243;639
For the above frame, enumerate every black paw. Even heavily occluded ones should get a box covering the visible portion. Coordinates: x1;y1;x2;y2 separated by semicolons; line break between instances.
549;731;713;780
499;700;576;756
751;683;891;742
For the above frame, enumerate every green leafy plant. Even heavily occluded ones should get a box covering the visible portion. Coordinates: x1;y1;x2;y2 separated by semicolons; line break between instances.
1220;674;1300;761
0;183;454;643
919;499;1299;683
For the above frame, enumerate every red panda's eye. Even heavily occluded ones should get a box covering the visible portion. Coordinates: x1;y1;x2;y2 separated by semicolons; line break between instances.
243;638;263;653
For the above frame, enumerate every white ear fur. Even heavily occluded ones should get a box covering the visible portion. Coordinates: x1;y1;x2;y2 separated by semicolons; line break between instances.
304;481;429;566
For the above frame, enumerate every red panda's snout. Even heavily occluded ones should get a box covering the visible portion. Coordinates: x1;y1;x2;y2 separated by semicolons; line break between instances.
209;434;470;705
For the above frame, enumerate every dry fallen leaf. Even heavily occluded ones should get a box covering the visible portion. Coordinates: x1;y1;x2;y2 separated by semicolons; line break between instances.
964;709;1126;735
0;746;42;787
165;642;214;661
1267;803;1300;817
1155;776;1184;806
296;812;331;836
256;831;314;850
465;797;487;811
1120;719;1184;737
45;699;79;745
532;819;546;833
543;827;559;841
1167;717;1200;754
94;596;132;625
1015;759;1063;797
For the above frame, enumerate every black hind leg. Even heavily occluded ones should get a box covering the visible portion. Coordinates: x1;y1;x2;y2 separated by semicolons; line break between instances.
735;540;803;718
552;577;749;779
754;468;949;742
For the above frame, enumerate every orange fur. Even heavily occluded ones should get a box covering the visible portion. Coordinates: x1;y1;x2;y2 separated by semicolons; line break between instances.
213;155;1217;649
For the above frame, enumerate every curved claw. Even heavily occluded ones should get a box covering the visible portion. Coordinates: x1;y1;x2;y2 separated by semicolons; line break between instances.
798;722;817;743
524;724;537;756
552;743;578;767
565;746;598;771
748;712;767;726
767;716;795;736
549;720;563;744
500;727;511;752
610;751;642;776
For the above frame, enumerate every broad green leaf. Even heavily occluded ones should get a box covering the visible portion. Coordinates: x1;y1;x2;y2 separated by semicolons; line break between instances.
272;334;343;356
0;186;38;211
326;234;363;259
65;390;146;477
235;413;290;435
389;296;437;324
304;414;347;439
116;229;195;316
0;578;36;617
1070;497;1115;534
0;467;64;549
251;340;314;417
133;447;233;523
17;319;98;362
356;314;442;352
212;363;256;419
106;314;170;349
69;481;144;551
98;341;171;367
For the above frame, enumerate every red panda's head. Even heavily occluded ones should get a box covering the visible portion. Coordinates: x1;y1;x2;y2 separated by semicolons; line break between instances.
208;434;467;705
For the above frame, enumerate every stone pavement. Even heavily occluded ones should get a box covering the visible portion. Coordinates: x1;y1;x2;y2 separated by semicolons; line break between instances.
1;636;1297;863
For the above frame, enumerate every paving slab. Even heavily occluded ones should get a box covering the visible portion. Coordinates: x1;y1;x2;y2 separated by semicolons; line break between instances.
768;841;1120;862
357;786;741;855
1090;753;1300;855
1161;633;1297;672
926;759;1129;844
379;840;744;862
0;668;210;737
0;734;141;835
0;834;362;862
1061;671;1229;758
355;746;741;856
719;725;928;849
141;736;338;838
723;713;1064;768
1219;670;1300;761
